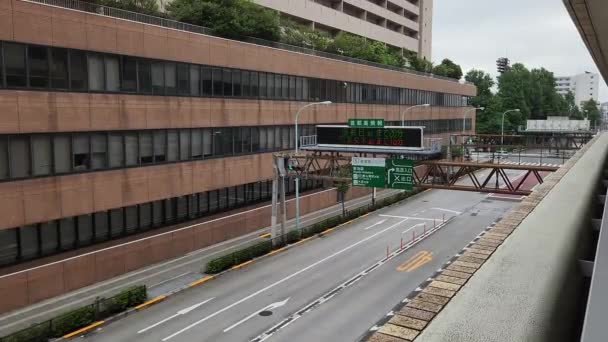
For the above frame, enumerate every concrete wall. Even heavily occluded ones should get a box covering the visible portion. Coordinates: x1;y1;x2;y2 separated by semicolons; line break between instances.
417;133;608;342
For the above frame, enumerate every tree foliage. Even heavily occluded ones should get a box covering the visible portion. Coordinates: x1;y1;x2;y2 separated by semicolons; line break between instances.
582;99;601;127
167;0;281;40
280;19;333;51
433;59;463;80
465;69;494;109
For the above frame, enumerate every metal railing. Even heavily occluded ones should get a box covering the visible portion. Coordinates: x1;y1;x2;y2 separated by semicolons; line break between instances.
24;0;466;84
424;137;443;152
299;135;317;148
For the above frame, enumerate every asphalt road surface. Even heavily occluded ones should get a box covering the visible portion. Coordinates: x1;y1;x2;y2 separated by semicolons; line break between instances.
76;156;563;342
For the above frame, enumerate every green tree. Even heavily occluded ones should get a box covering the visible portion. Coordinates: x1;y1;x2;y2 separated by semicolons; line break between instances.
496;63;531;130
168;0;280;41
335;168;351;216
432;59;463;80
562;91;582;118
582;99;601;127
528;68;561;119
465;69;495;109
403;50;433;73
280;19;332;51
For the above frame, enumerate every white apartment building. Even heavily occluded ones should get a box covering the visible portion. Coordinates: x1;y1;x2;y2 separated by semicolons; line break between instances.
253;0;433;59
556;72;600;108
601;102;608;121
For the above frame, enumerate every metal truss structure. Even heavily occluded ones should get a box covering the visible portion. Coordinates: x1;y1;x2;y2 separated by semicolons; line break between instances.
452;132;593;152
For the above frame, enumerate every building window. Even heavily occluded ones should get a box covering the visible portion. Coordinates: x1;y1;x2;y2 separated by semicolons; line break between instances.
94;212;109;241
202;67;212;96
167;130;179;161
10;136;30;178
0;137;8;180
50;48;68;89
212;68;222;96
177;63;189;95
39;221;58;254
139;131;153;164
151;62;164;95
189;65;200;96
19;225;39;259
87;53;104;91
0;229;18;265
4;43;26;87
223;69;233;96
69;50;87;91
59;217;76;250
125;133;138;166
121;57;137;92
91;133;107;170
72;134;90;171
108;133;124;168
153;130;167;162
32;135;52;176
138;59;152;94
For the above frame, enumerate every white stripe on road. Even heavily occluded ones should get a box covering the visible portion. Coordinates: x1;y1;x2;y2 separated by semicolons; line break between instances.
429;208;462;215
223;298;290;333
379;214;438;221
149;272;193;289
138;298;215;334
402;223;425;234
161;219;409;341
364;219;387;230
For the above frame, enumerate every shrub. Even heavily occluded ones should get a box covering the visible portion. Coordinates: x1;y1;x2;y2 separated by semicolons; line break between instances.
50;306;96;338
206;254;235;274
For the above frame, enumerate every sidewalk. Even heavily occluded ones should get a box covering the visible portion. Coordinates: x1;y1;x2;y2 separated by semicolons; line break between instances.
0;188;401;337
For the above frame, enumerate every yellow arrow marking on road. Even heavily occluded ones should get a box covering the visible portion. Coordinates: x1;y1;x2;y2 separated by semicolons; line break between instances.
397;250;433;272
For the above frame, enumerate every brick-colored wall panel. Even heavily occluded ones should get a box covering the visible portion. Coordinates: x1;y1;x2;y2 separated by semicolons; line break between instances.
89;94;121;130
0;272;28;313
0;92;19;133
170;228;196;257
12;9;52;46
22;179;61;224
0;8;13;41
118;95;148;129
142;32;168;60
0;182;25;228
54;92;91;131
59;174;94;218
51;17;87;50
92;172;124;212
122;168;149;207
17;92;56;133
94;246;126;282
147;165;176;201
26;263;64;304
63;254;96;292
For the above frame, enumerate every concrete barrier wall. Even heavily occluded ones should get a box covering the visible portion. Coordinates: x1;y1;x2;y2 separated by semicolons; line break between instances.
417;133;608;342
0;183;374;314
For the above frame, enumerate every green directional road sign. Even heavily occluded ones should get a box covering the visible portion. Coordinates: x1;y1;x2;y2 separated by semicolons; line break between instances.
348;118;385;128
352;157;386;188
387;158;414;191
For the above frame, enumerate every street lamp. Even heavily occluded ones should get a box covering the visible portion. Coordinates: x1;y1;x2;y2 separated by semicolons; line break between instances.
463;107;484;134
294;101;332;231
401;104;430;126
501;109;521;151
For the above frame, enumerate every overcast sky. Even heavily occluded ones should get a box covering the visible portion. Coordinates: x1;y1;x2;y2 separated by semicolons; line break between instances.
432;0;608;103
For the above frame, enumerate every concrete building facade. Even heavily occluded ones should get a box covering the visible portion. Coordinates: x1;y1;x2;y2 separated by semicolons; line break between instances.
0;0;473;313
253;0;433;60
556;72;600;108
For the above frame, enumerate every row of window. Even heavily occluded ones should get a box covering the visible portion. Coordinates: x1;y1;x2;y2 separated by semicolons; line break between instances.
0;178;324;266
0;41;468;107
0;119;469;182
0;124;316;181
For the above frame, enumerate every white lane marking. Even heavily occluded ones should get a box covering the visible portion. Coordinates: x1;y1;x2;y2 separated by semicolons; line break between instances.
149;272;192;289
223;298;290;333
138;298;215;334
379;214;437;221
161;219;409;341
363;219;387;230
429;208;462;215
402;223;425;234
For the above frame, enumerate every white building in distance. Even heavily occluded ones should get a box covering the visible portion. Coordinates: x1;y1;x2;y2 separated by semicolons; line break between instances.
556;72;599;108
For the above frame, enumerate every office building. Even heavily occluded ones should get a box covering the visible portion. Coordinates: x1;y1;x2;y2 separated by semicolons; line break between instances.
0;0;473;313
556;72;600;107
253;0;433;59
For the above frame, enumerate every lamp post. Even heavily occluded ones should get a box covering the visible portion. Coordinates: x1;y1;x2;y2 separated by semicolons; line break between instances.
294;101;332;231
400;104;430;126
463;107;484;134
501;109;521;151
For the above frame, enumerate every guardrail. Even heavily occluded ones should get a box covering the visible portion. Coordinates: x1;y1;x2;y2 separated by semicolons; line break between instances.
24;0;466;84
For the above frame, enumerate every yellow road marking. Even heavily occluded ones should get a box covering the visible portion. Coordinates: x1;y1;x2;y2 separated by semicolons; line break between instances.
188;275;214;287
231;259;254;270
397;251;433;272
63;321;105;338
267;246;287;256
134;295;167;310
259;232;271;239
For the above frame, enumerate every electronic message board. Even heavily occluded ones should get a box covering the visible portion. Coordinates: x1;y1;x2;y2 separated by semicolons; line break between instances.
316;125;423;150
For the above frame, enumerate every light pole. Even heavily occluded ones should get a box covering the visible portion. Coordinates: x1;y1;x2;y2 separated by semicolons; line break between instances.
501;109;521;152
463;107;484;134
294;101;332;231
400;104;430;126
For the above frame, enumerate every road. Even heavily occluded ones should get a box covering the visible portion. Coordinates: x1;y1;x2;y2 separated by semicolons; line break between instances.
80;187;519;342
